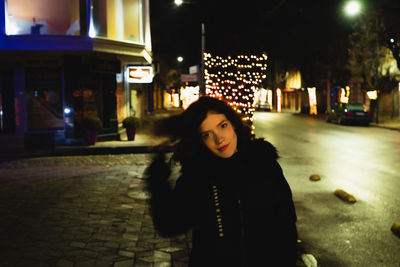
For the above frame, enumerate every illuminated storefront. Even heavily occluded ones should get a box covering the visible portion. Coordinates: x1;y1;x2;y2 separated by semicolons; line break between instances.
0;0;153;147
125;66;154;120
276;70;302;113
307;87;317;115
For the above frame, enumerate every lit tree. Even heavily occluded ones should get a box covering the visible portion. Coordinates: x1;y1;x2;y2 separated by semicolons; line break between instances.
347;10;400;121
204;53;268;132
389;36;400;70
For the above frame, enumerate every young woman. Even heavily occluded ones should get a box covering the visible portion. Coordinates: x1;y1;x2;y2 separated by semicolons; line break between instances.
145;96;298;266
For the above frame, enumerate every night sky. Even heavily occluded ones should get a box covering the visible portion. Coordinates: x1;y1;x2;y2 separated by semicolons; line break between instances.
150;0;400;75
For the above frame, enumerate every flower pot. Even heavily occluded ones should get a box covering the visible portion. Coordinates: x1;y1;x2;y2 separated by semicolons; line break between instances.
85;130;98;145
126;127;136;141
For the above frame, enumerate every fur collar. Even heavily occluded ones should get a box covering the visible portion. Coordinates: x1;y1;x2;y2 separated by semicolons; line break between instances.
246;138;279;160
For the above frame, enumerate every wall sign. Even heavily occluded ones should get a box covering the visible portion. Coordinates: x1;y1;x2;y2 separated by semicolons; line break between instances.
127;66;153;83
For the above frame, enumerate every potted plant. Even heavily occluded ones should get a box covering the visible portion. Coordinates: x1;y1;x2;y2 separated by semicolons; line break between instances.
82;115;102;145
122;116;141;141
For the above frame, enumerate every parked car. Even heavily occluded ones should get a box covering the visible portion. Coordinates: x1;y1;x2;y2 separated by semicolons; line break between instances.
256;101;271;111
326;103;372;126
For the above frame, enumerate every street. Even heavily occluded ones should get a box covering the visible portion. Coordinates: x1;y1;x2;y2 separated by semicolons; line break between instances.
0;154;191;267
254;112;400;266
0;112;399;266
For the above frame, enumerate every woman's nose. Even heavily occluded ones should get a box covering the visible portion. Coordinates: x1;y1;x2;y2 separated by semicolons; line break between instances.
214;134;224;144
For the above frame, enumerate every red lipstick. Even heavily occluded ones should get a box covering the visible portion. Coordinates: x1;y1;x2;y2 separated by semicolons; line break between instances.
218;144;229;152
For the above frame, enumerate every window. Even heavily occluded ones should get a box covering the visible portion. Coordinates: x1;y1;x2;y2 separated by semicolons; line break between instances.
26;68;64;131
5;0;80;35
91;0;142;43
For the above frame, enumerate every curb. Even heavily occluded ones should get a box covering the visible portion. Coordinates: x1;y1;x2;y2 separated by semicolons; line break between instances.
52;145;170;156
0;145;175;162
370;123;400;132
53;144;175;156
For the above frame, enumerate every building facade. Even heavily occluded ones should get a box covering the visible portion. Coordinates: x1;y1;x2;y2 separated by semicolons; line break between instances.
0;0;153;148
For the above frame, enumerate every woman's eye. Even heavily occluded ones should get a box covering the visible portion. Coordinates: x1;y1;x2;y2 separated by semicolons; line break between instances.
201;133;210;139
221;122;228;128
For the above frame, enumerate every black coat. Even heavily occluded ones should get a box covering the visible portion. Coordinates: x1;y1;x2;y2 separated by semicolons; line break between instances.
146;139;298;267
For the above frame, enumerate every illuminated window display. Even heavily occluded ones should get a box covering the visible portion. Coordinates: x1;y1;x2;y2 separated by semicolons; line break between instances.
91;0;142;43
5;0;80;35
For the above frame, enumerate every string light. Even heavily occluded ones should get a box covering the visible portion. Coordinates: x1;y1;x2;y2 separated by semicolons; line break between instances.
204;53;268;128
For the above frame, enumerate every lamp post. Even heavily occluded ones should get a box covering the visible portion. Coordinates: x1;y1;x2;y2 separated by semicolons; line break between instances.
174;0;206;96
344;1;384;123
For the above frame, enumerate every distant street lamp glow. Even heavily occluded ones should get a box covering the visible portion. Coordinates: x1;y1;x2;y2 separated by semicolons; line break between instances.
174;0;183;6
64;107;72;115
367;90;378;100
177;56;184;62
345;1;361;16
390;38;395;43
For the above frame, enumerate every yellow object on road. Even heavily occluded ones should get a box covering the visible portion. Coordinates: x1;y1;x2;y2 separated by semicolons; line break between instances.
309;174;321;181
391;222;400;238
334;189;357;203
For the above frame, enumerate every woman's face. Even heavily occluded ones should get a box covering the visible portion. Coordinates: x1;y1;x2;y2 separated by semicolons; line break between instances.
199;112;237;158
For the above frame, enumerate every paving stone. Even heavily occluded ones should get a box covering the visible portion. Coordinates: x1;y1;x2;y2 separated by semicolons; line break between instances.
0;154;192;266
74;259;97;267
63;248;83;257
135;250;154;258
153;250;171;261
96;252;118;262
104;241;121;249
56;259;74;267
154;241;171;249
134;259;154;267
126;224;142;232
123;233;139;241
114;259;135;267
154;262;171;267
70;241;86;248
136;241;155;250
94;259;114;266
127;191;150;200
118;250;135;258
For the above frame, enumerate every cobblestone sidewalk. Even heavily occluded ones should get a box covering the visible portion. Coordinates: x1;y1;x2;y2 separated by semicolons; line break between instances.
0;154;191;267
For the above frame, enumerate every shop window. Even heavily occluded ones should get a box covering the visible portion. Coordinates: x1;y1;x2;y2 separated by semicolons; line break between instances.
91;0;142;43
5;0;80;35
26;68;64;131
0;71;15;133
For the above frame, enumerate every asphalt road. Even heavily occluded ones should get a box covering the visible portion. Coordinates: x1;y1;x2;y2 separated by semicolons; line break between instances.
254;112;400;267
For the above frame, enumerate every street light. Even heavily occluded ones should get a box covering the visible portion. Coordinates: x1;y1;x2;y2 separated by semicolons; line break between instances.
177;56;184;62
174;0;183;6
344;1;361;17
173;0;206;96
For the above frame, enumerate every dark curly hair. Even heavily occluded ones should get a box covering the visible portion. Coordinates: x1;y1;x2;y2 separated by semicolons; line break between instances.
152;97;253;163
